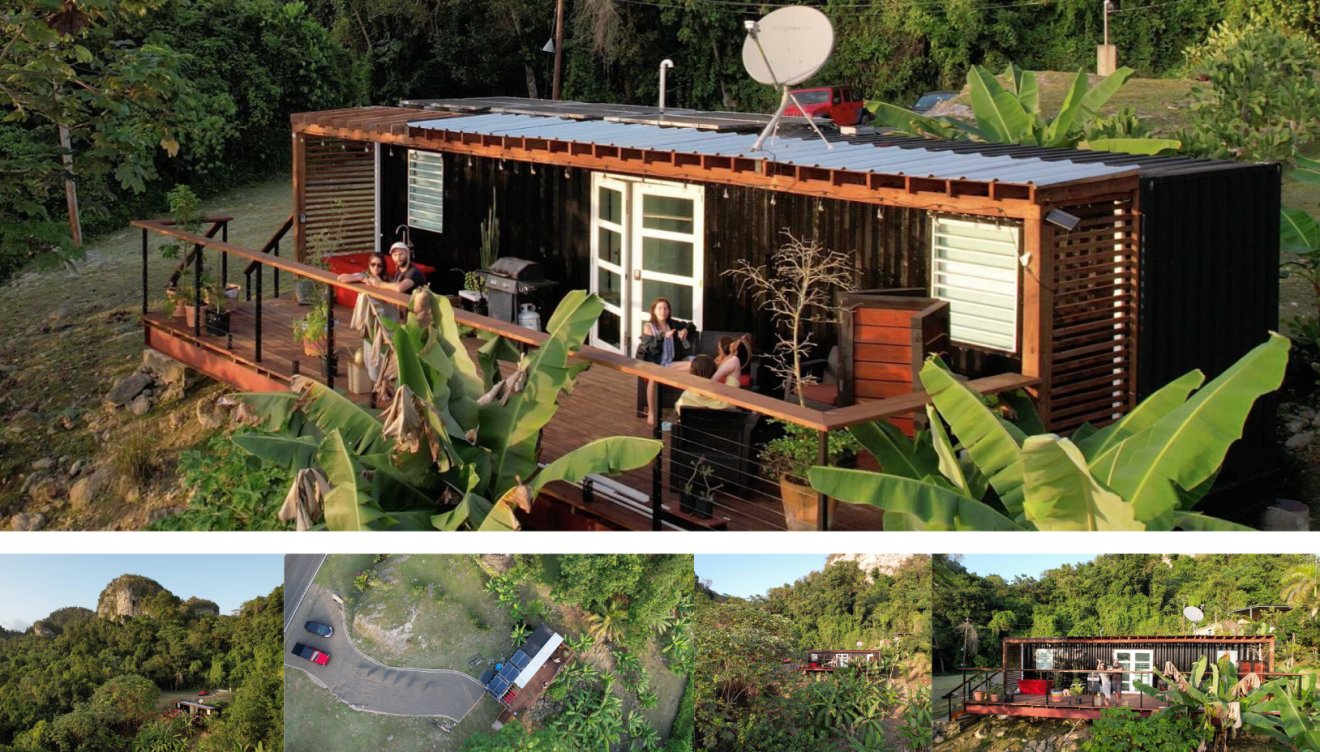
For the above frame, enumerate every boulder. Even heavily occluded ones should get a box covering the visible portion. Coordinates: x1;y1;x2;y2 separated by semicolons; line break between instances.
10;513;45;531
1286;432;1314;450
69;467;113;511
127;394;151;416
196;401;226;429
32;458;54;470
106;372;153;406
141;350;197;403
1262;500;1310;532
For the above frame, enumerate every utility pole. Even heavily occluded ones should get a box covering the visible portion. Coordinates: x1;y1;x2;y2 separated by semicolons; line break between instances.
58;122;82;248
551;0;565;100
1097;0;1117;76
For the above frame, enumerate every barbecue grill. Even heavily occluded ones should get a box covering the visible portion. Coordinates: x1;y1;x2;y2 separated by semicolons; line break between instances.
476;257;558;329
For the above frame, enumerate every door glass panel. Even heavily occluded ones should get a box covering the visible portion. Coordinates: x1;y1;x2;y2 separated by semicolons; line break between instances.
641;280;693;321
596;310;621;350
642;237;693;276
600;187;622;225
597;268;622;308
642;195;694;234
598;228;622;265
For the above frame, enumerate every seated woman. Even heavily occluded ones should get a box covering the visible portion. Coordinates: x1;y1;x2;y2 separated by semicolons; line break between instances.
711;334;752;389
337;252;397;385
674;355;732;414
335;251;389;286
636;297;697;427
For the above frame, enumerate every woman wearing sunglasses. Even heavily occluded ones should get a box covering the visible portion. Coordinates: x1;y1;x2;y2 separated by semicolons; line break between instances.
336;252;390;285
339;251;398;394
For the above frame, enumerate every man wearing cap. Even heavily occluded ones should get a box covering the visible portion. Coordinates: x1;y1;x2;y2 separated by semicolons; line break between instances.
366;241;427;294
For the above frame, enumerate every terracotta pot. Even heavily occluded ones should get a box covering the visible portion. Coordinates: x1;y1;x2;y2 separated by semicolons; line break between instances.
172;298;187;318
185;304;208;329
988;693;1001;703
779;474;836;531
972;690;985;702
303;338;327;357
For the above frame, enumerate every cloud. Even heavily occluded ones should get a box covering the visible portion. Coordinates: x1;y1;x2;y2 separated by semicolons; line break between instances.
2;619;29;633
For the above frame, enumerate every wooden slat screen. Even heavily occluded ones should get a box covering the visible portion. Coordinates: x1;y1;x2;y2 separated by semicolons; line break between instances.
1044;194;1139;433
302;135;376;261
840;291;950;436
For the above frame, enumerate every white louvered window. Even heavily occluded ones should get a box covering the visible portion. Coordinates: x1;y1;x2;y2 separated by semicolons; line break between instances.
930;216;1021;352
407;150;444;234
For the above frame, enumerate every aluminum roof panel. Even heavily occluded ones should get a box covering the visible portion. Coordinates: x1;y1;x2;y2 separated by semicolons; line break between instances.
406;112;1136;187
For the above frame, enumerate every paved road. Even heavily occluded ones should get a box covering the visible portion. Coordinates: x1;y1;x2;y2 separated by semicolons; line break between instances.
284;554;326;631
284;582;487;720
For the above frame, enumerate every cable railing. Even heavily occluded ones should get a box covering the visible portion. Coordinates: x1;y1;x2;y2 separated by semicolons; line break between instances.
134;216;1040;531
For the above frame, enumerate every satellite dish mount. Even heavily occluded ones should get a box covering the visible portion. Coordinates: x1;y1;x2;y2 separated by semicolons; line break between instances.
742;8;835;153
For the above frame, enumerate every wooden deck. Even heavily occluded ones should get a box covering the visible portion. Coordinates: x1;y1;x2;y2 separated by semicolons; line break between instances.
142;295;887;531
962;692;1170;720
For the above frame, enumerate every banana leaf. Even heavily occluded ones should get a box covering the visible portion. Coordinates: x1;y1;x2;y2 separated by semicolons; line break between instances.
288;376;392;456
847;420;938;480
1077;66;1134;124
318;429;388;531
998;389;1045;436
1172;511;1256;531
479;290;603;498
528;437;662;494
968;66;1032;144
1100;333;1288;524
927;404;973;497
807;467;1022;531
865;101;988;141
232;433;319;470
1020;435;1143;531
1005;64;1039;115
392;325;459;469
1082;370;1205;464
1282;208;1320;252
1044;70;1091;147
1079;138;1181;155
920;360;1026;514
227;392;306;434
431;493;493;531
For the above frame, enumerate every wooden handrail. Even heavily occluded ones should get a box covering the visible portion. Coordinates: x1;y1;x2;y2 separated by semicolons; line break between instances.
134;217;1042;436
242;213;295;276
165;216;232;287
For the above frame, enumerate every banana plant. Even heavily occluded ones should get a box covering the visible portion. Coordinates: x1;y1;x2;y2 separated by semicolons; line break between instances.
1242;675;1320;750
810;334;1289;531
869;64;1180;155
1282;155;1320;252
229;290;661;531
1135;656;1279;750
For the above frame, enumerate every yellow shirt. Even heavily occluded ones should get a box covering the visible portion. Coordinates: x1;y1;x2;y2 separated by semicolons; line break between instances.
675;390;732;414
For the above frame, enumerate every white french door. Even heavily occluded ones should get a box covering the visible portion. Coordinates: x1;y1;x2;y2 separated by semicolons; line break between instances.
589;174;704;354
1114;649;1153;693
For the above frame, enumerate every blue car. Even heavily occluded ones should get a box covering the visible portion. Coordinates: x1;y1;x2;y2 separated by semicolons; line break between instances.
304;621;334;638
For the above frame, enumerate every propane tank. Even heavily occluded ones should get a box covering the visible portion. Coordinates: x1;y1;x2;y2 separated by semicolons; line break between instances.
517;303;541;332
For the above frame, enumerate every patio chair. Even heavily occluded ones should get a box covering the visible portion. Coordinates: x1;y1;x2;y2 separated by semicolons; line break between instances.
635;330;759;418
668;407;759;517
784;346;841;409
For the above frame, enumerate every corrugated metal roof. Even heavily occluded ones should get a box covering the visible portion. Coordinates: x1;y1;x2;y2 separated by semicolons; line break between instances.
406;112;1135;187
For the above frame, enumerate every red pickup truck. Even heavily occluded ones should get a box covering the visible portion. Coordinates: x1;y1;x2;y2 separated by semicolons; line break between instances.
783;87;867;126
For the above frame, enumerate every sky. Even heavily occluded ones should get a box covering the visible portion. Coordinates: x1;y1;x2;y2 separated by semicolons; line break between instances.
0;555;283;631
695;554;831;598
958;554;1098;581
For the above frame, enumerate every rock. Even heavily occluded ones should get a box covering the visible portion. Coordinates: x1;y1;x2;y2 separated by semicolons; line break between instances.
68;460;85;478
69;467;113;511
1060;741;1080;752
974;725;990;740
141;350;197;403
98;574;172;619
43;306;73;332
124;487;141;503
387;736;394;742
27;476;62;505
1288;418;1307;434
10;513;45;531
32;458;54;470
993;728;1006;737
1312;412;1320;428
196;401;226;429
127;394;151;416
106;372;154;406
1287;432;1314;450
9;409;40;430
1263;499;1311;531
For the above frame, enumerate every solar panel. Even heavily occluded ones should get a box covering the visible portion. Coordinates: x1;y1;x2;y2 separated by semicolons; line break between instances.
510;650;530;670
499;663;520;682
487;676;509;697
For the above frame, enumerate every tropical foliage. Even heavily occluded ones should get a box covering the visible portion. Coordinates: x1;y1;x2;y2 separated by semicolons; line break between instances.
230;290;660;531
811;334;1289;532
869;65;1180;155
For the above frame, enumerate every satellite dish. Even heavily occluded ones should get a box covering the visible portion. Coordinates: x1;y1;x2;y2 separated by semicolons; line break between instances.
741;7;835;152
741;6;834;87
1184;606;1205;623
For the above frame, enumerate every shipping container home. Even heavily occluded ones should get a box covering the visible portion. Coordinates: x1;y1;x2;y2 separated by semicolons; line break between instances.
944;635;1277;721
132;98;1281;531
798;649;886;672
478;624;569;725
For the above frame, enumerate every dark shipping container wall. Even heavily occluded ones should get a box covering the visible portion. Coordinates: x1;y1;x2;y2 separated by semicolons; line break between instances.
1014;641;1271;674
1135;164;1282;510
381;149;1019;381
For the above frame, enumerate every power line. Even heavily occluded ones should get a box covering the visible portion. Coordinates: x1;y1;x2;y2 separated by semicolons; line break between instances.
610;0;1051;15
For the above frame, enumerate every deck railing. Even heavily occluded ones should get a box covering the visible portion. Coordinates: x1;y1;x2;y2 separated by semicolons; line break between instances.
134;217;1038;531
943;666;1304;721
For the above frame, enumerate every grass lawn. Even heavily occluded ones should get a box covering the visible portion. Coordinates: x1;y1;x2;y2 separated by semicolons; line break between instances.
931;674;965;720
313;554;379;604
286;665;501;752
344;555;514;677
0;175;293;530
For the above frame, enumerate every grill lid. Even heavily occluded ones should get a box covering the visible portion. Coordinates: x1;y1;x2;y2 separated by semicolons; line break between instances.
487;257;544;280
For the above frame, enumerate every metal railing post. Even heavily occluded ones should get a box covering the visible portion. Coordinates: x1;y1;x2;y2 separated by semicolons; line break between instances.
193;243;203;336
221;221;228;287
651;417;663;531
255;260;262;363
815;429;829;531
274;240;280;298
325;283;336;389
141;229;149;316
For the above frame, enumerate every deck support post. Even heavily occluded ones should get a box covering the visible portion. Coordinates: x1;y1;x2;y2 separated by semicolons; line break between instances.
255;260;263;362
651;417;663;531
193;240;203;336
221;222;228;286
325;283;336;389
815;429;829;531
141;229;149;316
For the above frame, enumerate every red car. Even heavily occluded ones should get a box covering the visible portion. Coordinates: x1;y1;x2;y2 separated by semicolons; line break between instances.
291;642;330;666
197;690;209;696
784;87;866;126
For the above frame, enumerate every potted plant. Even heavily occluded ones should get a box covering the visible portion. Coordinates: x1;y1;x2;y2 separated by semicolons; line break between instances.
972;686;986;702
680;456;721;518
988;683;1002;703
1070;679;1086;696
164;285;188;318
758;419;860;531
293;296;330;356
204;280;231;337
296;227;333;305
456;190;499;316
